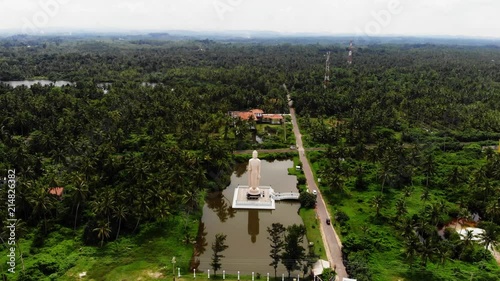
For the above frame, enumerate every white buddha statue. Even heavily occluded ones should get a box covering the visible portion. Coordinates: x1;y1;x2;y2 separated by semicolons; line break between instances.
247;150;261;195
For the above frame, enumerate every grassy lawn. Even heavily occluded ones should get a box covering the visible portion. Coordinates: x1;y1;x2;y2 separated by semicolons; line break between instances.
299;208;327;260
1;217;198;281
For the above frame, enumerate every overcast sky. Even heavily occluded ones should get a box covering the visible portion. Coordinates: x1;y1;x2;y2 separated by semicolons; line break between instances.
0;0;498;38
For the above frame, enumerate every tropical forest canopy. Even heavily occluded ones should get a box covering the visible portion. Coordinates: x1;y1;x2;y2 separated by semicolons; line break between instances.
0;35;500;280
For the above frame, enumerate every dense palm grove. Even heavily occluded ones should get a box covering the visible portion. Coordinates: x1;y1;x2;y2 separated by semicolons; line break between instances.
0;35;500;280
294;45;500;279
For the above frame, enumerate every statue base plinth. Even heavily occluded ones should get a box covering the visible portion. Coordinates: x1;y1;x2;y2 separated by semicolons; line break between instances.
246;194;260;200
232;185;276;210
247;187;262;200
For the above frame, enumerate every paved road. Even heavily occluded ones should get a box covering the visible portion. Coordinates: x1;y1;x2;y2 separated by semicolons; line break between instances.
288;107;348;279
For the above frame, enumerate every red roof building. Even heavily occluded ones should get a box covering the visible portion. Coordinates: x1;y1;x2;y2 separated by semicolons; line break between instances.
49;187;64;198
229;109;263;121
262;114;284;124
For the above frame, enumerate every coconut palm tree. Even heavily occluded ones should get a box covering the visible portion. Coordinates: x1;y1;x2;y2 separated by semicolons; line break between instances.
93;220;111;247
371;194;384;217
436;240;451;267
420;187;431;203
395;198;408;218
90;189;115;224
426;203;442;227
478;222;499;252
112;204;128;240
486;200;500;222
377;161;392;193
71;174;88;231
459;229;475;260
132;191;151;233
403;186;414;198
27;181;54;233
403;234;419;268
422;152;436;187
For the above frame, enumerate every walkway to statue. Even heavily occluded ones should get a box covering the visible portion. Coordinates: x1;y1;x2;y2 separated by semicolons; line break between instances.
271;192;300;200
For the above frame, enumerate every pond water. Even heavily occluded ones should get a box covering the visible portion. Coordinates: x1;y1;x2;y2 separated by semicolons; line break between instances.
195;160;307;276
1;81;159;89
2;80;74;87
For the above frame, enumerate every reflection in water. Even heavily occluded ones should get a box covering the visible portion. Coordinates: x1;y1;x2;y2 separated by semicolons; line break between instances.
195;222;208;256
248;210;259;243
234;162;247;178
205;192;237;222
191;222;208;272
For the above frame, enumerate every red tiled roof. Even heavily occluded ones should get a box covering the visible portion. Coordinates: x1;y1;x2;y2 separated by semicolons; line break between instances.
262;114;283;119
238;112;254;120
49;187;64;197
230;110;264;120
250;109;264;114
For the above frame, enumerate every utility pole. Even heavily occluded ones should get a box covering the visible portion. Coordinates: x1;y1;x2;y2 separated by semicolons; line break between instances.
283;117;286;142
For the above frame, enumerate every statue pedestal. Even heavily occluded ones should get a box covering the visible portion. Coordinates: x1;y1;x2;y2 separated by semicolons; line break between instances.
246;187;261;200
232;185;276;210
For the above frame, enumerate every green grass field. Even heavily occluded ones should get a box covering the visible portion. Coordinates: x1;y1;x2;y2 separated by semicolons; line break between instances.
1;217;198;281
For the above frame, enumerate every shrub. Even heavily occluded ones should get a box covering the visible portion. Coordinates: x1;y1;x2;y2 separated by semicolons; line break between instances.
335;210;350;226
297;175;306;185
299;192;317;209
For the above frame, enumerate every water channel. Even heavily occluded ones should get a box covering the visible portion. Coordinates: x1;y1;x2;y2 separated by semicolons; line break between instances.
1;80;158;88
195;159;307;276
2;80;74;87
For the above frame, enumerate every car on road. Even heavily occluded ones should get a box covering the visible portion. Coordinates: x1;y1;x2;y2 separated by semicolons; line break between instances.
326;218;331;225
312;190;317;195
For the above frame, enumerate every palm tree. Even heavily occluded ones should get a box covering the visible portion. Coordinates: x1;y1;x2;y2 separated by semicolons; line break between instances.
181;188;201;212
377;162;391;193
403;234;419;268
132;191;151;233
399;217;416;240
426;203;442;227
436;240;451;267
93;220;111;247
478;222;499;251
155;202;171;222
27;181;54;233
459;229;475;260
486;200;500;222
420;187;430;203
90;189;115;224
71;174;88;231
113;204;128;240
320;169;345;194
371;194;384;217
422;152;436;187
419;238;437;267
447;166;465;187
403;186;414;198
395;198;408;218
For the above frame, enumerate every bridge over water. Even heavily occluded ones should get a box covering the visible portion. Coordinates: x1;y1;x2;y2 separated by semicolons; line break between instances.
271;191;300;201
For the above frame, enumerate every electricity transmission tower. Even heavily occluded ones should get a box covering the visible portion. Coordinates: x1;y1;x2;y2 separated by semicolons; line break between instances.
324;51;331;88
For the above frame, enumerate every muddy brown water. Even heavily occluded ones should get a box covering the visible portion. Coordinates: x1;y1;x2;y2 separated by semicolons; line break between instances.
194;160;308;277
